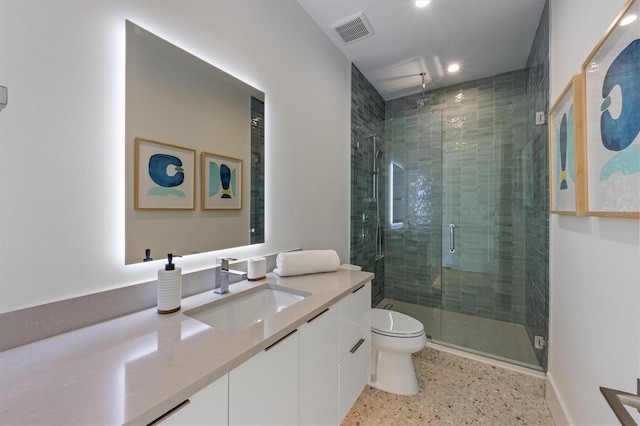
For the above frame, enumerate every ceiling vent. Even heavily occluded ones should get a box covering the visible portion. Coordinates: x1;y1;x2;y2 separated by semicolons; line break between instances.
331;12;374;44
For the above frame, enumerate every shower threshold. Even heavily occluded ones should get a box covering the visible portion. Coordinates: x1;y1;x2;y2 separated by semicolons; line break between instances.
376;297;543;371
426;341;545;377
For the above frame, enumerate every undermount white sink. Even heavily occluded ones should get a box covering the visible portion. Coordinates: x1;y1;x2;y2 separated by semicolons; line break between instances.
185;283;311;333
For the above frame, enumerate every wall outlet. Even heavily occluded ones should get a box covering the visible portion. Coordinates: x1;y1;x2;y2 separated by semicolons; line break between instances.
534;334;547;349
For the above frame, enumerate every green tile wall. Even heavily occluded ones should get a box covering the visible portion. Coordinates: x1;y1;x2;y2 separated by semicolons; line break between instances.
350;65;386;307
250;97;265;245
385;70;528;324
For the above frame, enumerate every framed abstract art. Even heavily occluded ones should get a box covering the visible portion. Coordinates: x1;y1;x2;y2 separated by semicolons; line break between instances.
201;152;243;210
581;0;640;218
135;138;196;210
549;74;586;215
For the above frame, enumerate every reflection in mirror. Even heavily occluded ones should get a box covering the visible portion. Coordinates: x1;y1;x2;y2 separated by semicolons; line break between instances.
391;163;405;226
125;21;264;264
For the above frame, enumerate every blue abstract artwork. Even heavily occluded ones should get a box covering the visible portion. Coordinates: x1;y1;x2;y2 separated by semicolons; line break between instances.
550;76;579;214
557;105;577;190
135;138;195;210
202;152;242;210
208;161;237;199
599;39;640;181
147;154;186;198
583;0;640;216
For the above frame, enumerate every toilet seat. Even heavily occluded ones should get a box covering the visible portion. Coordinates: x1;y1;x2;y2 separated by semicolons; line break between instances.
371;308;424;338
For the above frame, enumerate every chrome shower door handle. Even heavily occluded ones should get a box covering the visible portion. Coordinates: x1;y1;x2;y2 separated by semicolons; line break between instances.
449;224;455;253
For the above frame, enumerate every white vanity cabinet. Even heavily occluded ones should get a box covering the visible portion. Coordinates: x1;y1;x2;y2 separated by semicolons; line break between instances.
298;305;339;426
157;280;371;426
228;330;299;426
156;374;228;425
338;281;371;422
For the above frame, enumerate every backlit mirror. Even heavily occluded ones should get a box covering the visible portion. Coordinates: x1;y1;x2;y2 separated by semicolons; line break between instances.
125;21;264;264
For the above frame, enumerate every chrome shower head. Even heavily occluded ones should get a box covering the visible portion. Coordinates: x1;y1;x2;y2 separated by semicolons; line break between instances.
407;72;433;109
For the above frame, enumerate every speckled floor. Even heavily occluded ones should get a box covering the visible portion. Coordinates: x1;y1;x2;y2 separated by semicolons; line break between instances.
342;347;554;425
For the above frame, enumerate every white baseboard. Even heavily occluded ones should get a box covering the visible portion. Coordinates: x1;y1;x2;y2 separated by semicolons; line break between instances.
546;372;572;425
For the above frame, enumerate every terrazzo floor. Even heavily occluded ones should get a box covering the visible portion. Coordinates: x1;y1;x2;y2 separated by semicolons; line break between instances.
342;347;554;425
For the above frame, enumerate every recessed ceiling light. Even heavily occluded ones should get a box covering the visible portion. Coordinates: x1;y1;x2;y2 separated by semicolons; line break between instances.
415;0;431;7
620;14;637;26
447;63;460;73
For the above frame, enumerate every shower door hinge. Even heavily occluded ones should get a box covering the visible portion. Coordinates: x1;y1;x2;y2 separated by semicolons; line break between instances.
535;111;547;125
534;335;547;349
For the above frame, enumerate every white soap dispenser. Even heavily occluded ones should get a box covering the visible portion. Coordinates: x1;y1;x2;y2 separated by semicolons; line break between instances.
157;253;182;314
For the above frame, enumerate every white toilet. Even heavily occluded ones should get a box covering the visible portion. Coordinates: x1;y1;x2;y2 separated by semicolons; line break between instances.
369;308;427;395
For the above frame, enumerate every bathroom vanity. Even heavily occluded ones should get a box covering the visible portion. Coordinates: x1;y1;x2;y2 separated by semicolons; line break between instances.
0;269;373;425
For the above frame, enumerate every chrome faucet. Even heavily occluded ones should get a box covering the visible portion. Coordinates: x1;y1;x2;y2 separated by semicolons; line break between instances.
214;257;247;294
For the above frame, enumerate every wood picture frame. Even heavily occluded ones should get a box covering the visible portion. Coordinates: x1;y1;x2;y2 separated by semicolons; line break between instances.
581;0;640;218
549;74;586;215
134;138;196;210
201;152;243;210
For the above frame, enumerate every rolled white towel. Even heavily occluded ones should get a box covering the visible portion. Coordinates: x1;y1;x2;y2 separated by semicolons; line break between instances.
273;250;340;277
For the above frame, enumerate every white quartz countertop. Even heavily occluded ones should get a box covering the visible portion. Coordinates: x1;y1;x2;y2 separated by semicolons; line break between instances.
0;269;374;425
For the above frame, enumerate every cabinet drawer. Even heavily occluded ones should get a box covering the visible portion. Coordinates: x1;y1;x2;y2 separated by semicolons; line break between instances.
338;331;370;422
339;281;371;361
299;305;339;426
229;331;299;426
154;374;228;425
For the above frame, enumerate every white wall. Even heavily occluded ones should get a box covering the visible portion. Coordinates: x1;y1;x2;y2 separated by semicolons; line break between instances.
549;0;640;424
0;0;351;312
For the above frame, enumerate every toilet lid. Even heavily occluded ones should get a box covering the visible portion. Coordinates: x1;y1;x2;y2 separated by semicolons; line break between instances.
371;308;424;337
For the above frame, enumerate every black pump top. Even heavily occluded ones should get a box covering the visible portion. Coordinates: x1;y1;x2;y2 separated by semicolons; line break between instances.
143;248;153;262
165;253;175;271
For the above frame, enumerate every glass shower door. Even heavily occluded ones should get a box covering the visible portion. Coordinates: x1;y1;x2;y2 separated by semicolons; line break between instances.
440;101;499;354
438;100;539;368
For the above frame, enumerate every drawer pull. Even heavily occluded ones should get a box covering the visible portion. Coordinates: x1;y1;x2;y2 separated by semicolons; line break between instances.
307;308;330;323
147;399;190;425
352;284;365;294
265;329;298;351
350;338;366;354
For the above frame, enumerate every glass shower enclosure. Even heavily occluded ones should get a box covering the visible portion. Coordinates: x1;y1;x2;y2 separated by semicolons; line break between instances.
355;72;545;370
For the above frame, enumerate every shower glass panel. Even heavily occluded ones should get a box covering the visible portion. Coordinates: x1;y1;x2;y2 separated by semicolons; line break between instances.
352;124;386;305
383;109;444;343
375;77;543;370
440;99;538;368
